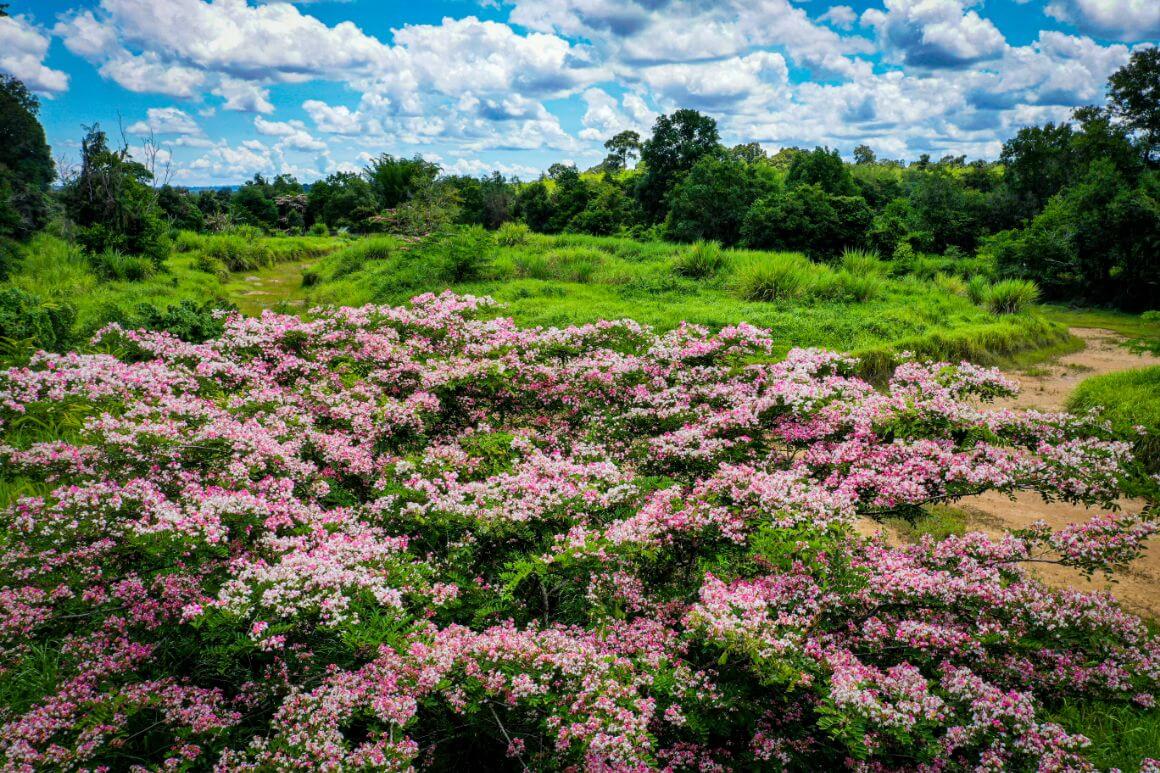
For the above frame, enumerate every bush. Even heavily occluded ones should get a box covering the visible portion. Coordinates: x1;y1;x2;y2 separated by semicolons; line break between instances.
129;300;234;343
732;253;815;301
495;221;531;247
985;278;1039;314
301;269;321;288
434;227;494;284
672;240;727;278
308;222;330;237
835;270;883;302
0;287;76;353
87;249;155;282
967;275;991;305
0;236;20;282
513;253;552;280
173;231;203;254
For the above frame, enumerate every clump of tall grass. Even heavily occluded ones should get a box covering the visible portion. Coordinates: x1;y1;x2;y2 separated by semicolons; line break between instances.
966;275;990;305
672;241;727;278
933;272;968;296
495;222;531;247
86;250;155;282
732;253;816;302
839;247;886;277
545;247;604;284
985;279;1039;314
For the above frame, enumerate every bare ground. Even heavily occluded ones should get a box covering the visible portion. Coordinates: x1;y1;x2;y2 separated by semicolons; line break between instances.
868;328;1160;617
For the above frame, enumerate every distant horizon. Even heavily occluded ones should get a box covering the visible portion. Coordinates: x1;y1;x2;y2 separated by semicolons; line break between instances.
2;0;1156;187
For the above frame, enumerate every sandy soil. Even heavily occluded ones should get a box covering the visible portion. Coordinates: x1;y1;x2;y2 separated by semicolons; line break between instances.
873;328;1160;616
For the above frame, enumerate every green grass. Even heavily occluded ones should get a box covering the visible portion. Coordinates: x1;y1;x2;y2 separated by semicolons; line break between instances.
884;504;971;542
1049;699;1160;771
1068;366;1160;475
301;231;1070;378
1043;305;1160;355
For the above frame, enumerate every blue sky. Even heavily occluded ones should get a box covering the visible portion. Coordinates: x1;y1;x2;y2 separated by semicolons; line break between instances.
1;0;1156;185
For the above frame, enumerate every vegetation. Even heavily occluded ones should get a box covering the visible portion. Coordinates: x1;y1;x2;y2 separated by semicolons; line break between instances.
1068;366;1160;474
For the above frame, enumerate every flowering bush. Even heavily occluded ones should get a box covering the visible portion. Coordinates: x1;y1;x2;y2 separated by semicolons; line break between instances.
0;291;1155;770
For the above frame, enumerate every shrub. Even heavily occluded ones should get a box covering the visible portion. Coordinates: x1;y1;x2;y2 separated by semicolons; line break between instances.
513;253;552;280
173;231;203;254
985;278;1039;314
0;287;76;353
966;275;991;305
308;222;330;237
301;269;321;288
435;227;494;284
732;253;815;301
0;296;1154;771
0;236;20;282
672;240;727;278
838;247;886;276
87;249;155;282
129;300;235;343
495;221;531;247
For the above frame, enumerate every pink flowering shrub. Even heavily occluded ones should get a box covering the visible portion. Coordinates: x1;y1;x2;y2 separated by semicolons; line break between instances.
0;291;1155;770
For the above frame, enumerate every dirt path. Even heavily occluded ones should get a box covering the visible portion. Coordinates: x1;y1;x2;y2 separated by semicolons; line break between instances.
963;328;1160;616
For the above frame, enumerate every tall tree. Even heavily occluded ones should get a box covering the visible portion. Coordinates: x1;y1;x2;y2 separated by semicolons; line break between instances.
602;130;641;172
0;74;54;239
635;109;720;222
364;154;440;210
1107;47;1160;164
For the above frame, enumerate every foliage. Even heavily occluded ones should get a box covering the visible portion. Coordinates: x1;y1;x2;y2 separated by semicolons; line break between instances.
58;126;169;265
1107;47;1160;163
672;240;728;278
1068;366;1160;475
0;74;54;240
364;154;441;210
984;279;1039;314
731;252;818;301
635;109;721;222
664;154;762;245
0;287;75;354
0;294;1154;770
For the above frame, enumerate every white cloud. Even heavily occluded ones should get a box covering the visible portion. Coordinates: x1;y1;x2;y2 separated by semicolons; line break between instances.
862;0;1007;68
99;51;206;97
303;100;368;135
639;52;790;109
819;6;858;30
1045;0;1160;41
127;107;203;136
0;15;69;92
213;77;274;113
253;116;327;152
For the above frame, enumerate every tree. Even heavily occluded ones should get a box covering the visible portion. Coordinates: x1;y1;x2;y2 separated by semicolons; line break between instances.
59;125;168;264
664;154;762;245
742;184;848;256
156;185;205;232
635;109;721;222
999;122;1077;218
307;172;378;232
514;181;554;233
786;147;858;196
853;144;877;165
364;154;440;210
1107;47;1160;163
729;142;767;165
0;74;54;239
603;130;642;172
231;175;279;230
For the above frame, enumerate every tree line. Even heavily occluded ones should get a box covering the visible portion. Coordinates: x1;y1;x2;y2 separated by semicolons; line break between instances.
1;44;1157;309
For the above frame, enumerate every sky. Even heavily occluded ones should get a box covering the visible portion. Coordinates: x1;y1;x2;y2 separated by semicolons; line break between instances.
0;0;1156;186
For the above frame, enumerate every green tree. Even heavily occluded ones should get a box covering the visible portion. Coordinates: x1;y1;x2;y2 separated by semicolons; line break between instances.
664;154;762;245
602;130;642;172
786;147;858;196
364;154;440;210
59;125;168;264
1107;47;1160;163
514;181;554;233
0;74;54;239
635;109;721;222
853;144;877;165
306;172;378;232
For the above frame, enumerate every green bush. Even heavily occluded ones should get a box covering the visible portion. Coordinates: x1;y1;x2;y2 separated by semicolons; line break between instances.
0;236;20;282
308;222;330;237
129;300;234;343
173;231;203;253
835;271;883;302
495;221;531;247
731;253;815;302
0;287;76;353
985;279;1039;314
87;249;155;282
672;240;727;278
435;227;494;284
513;253;551;280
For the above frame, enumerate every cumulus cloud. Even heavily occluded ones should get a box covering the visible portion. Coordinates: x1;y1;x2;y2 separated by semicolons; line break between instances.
819;6;858;31
0;15;69;92
254;116;328;152
127;107;203;136
862;0;1007;68
1045;0;1160;41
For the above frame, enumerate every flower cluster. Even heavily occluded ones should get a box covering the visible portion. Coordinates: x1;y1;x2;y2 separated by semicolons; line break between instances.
0;291;1154;770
